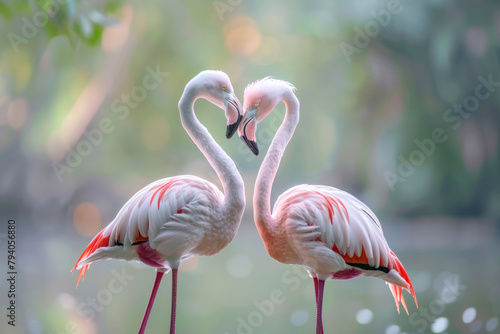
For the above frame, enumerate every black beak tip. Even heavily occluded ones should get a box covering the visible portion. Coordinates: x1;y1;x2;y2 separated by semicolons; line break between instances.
226;124;237;139
226;114;243;139
250;142;259;156
240;135;259;156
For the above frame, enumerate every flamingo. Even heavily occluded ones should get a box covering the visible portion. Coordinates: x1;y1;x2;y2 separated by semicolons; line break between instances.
72;70;246;334
238;77;417;333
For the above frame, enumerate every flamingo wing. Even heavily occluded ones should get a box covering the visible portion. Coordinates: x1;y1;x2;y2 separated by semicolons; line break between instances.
274;184;417;313
72;175;223;286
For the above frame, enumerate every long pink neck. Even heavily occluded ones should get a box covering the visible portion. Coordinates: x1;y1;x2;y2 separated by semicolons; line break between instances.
254;91;299;242
178;85;245;212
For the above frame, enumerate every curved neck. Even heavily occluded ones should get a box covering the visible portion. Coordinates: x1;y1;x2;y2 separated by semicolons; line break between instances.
178;85;244;212
254;92;299;241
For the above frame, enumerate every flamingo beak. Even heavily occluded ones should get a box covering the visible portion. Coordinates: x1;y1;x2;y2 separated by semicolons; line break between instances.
242;133;259;156
225;95;243;139
239;109;259;156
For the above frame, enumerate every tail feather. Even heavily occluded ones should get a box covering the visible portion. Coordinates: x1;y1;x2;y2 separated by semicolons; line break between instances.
71;229;111;287
387;251;418;314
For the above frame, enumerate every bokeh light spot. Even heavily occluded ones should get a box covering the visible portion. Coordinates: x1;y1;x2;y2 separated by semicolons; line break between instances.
224;16;261;56
486;317;499;332
73;202;102;237
290;310;309;326
356;309;373;325
226;254;252;278
462;307;476;324
58;293;76;310
431;317;449;333
385;324;401;334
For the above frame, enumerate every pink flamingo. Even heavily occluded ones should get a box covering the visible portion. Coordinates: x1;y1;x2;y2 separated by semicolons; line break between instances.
238;77;417;333
72;71;245;334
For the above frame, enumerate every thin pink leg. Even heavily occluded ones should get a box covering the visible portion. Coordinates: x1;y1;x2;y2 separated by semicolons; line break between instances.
313;277;323;334
313;277;319;302
170;269;178;334
138;270;165;334
316;279;325;334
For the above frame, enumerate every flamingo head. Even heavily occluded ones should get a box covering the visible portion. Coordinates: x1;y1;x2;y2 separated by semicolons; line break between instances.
193;70;243;138
239;77;296;155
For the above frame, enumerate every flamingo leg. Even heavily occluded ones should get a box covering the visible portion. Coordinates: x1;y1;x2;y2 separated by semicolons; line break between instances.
315;279;325;334
313;277;319;301
313;277;323;334
170;268;178;334
138;270;165;334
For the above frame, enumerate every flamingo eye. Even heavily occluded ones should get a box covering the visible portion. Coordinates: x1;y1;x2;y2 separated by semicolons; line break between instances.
221;85;227;91
254;102;259;107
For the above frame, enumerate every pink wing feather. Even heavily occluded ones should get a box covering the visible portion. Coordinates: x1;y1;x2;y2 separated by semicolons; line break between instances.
274;184;417;312
72;175;222;287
